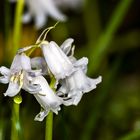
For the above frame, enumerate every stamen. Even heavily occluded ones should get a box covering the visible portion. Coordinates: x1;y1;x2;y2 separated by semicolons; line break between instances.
10;71;24;88
10;75;15;82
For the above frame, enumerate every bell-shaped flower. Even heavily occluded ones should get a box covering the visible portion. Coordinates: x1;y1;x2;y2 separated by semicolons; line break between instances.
31;76;63;121
0;53;41;97
10;0;66;29
41;41;75;80
57;56;102;106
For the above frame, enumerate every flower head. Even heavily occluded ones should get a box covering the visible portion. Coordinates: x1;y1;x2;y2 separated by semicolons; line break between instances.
31;76;63;121
0;53;41;97
56;39;102;105
58;57;102;105
41;41;75;80
0;35;102;121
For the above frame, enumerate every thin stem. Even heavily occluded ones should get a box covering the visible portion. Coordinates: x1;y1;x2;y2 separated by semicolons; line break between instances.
88;0;133;74
13;0;24;57
11;0;24;139
45;112;53;140
45;77;56;140
11;102;20;140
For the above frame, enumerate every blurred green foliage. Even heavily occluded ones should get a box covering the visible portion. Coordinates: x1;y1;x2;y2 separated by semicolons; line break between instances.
0;0;140;140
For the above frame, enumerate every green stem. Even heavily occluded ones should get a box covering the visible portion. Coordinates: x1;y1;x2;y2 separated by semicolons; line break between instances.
13;0;24;57
11;0;24;139
45;112;53;140
11;102;21;140
88;0;133;74
45;77;56;140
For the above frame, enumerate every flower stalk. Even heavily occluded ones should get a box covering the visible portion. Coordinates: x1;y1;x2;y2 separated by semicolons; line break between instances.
11;101;21;140
45;76;56;140
11;0;24;139
45;112;53;140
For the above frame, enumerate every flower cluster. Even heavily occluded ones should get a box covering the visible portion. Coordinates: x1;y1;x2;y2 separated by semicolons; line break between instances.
0;38;102;121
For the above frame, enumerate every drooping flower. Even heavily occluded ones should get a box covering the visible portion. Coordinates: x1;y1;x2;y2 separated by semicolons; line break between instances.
10;0;66;29
56;39;102;105
0;53;41;97
31;75;64;121
57;57;102;105
41;41;75;80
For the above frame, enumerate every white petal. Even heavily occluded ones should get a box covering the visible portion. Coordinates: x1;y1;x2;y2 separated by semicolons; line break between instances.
60;38;74;55
34;109;49;121
57;81;68;96
20;53;31;70
41;42;75;79
59;69;102;106
4;82;21;97
73;57;88;73
32;76;63;114
71;69;101;93
84;76;102;93
0;66;10;76
27;69;42;77
10;54;22;73
63;90;83;106
23;82;41;94
0;76;9;84
22;73;41;94
74;57;88;68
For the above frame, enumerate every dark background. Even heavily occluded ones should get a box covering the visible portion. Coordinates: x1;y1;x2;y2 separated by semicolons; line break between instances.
0;0;140;140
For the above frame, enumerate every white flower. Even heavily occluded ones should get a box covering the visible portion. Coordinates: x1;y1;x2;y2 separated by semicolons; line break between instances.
56;39;102;105
31;76;63;121
10;0;67;29
41;41;75;80
58;57;102;105
0;53;41;97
